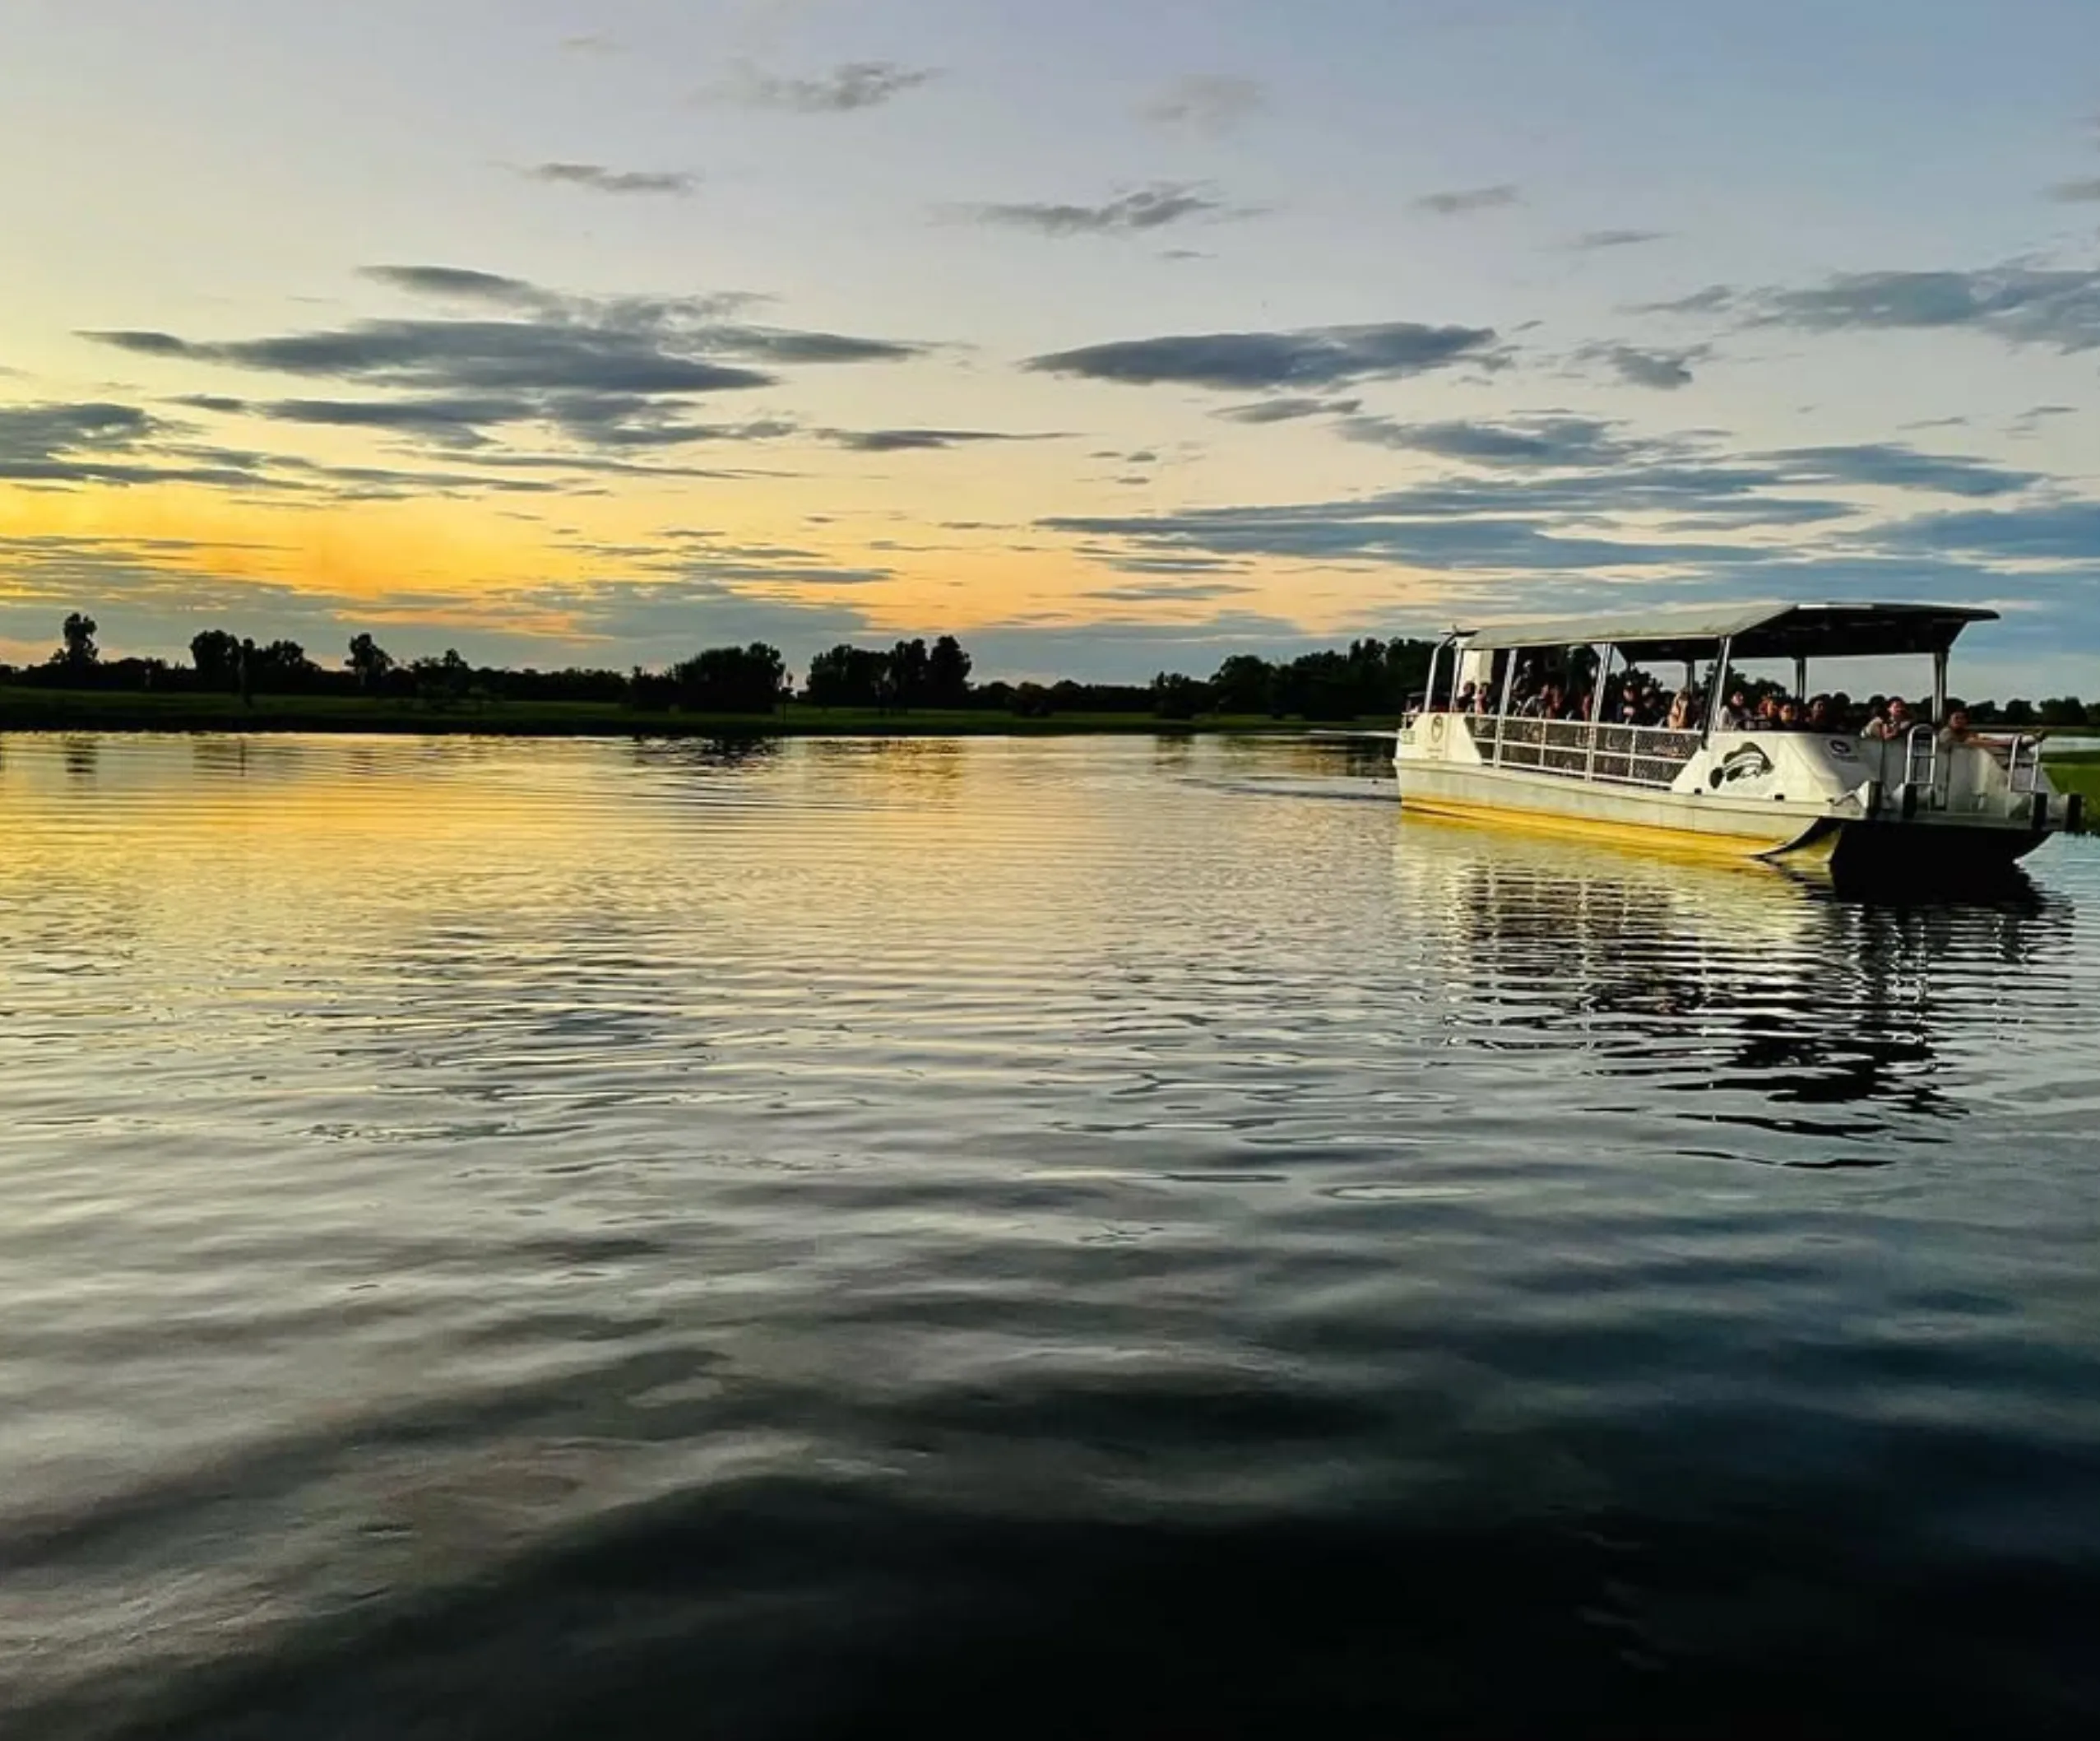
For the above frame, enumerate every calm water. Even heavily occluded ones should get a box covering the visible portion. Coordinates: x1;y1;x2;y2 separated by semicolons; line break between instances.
5;732;2100;1738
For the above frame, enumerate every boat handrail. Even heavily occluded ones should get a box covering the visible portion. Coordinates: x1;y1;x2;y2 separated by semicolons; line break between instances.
1467;713;1701;790
2007;733;2043;795
1904;722;1941;797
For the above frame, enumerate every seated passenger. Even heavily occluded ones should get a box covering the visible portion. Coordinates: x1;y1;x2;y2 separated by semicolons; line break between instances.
1455;680;1476;713
1806;695;1834;731
1777;699;1804;731
1940;708;1976;747
1615;680;1643;725
1863;697;1913;741
1666;689;1697;731
1717;687;1753;730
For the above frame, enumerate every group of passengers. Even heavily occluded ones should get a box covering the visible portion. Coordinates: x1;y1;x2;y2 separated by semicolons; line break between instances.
1452;671;1704;732
1449;670;1959;742
1717;689;1935;739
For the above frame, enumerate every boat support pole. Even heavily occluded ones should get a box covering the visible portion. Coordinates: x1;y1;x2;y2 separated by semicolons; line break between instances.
1493;643;1517;765
1586;642;1610;782
1704;636;1731;745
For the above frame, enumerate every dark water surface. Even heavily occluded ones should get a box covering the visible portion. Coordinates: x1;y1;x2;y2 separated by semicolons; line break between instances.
5;732;2100;1738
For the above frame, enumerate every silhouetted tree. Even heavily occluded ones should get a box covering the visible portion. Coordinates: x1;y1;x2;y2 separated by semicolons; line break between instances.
251;639;318;693
1210;653;1274;716
927;634;972;707
1152;672;1208;719
806;644;892;708
671;643;788;713
409;648;473;706
1009;681;1053;718
58;612;99;671
888;638;931;711
628;665;676;710
191;629;242;689
347;633;394;694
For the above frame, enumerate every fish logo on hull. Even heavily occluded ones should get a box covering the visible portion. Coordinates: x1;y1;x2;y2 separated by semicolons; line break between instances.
1709;745;1775;789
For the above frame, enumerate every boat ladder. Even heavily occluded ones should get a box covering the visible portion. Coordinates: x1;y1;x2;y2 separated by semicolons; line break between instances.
2007;735;2043;795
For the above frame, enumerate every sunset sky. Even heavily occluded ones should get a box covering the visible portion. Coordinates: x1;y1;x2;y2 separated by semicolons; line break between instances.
5;0;2100;689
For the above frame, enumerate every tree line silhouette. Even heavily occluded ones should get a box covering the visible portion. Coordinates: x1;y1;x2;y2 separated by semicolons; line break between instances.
6;612;2098;726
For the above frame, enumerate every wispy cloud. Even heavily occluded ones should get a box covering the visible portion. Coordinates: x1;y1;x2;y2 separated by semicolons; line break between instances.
1026;320;1502;390
1412;183;1520;217
957;183;1240;238
0;396;707;499
1337;414;1649;468
1565;228;1669;251
1876;500;2100;560
1036;423;2051;584
1577;341;1707;389
1212;396;1361;424
2046;178;2100;202
1647;263;2100;354
560;32;620;54
359;265;550;306
1760;443;2039;499
819;427;1062;453
521;162;698;197
1141;74;1263;136
80;268;926;454
711;60;938;114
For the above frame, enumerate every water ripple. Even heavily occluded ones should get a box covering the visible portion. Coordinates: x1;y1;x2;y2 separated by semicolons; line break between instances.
3;732;2099;1734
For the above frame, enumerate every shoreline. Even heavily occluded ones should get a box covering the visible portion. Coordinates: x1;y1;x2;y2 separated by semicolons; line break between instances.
0;690;1388;740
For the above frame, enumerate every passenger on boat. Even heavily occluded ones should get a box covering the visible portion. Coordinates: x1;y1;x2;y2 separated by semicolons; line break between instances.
1615;680;1644;725
1666;689;1698;731
1718;688;1753;730
1940;708;1976;747
1862;697;1914;741
1806;695;1834;731
1455;680;1477;713
1777;699;1804;731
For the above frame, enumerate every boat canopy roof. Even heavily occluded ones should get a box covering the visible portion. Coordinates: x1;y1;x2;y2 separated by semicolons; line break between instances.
1458;602;1997;663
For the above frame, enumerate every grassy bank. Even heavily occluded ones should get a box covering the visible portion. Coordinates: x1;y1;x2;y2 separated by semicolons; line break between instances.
0;685;1384;738
2044;750;2100;805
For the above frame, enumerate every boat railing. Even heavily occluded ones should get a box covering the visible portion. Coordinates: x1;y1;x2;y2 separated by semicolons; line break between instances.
1904;723;1942;797
1467;713;1702;789
2006;733;2043;795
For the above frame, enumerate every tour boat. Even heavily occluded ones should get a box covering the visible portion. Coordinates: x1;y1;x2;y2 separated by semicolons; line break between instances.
1395;603;2083;879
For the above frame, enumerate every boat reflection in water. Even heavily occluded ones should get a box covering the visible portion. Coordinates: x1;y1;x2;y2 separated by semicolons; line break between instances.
1392;806;2077;1166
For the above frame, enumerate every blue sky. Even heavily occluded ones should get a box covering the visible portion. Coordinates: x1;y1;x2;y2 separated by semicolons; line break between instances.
2;0;2098;693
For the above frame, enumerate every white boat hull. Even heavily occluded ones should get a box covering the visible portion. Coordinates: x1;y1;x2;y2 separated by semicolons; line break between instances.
1395;714;2070;880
